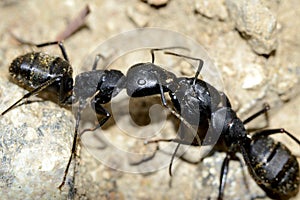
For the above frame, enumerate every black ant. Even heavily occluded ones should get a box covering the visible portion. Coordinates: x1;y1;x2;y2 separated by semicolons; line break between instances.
125;50;231;175
0;39;128;189
1;42;198;190
138;53;300;199
206;104;300;200
4;35;299;199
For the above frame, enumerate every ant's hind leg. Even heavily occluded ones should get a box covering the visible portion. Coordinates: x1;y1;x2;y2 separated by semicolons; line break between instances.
145;135;200;176
1;75;63;115
252;128;300;145
10;33;69;61
243;103;270;125
216;153;249;200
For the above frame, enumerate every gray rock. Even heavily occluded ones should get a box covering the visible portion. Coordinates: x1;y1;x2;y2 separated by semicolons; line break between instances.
0;76;75;199
226;0;278;55
195;0;228;20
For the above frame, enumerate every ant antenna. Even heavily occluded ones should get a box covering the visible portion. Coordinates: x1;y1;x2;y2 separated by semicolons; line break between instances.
163;51;204;86
150;46;190;63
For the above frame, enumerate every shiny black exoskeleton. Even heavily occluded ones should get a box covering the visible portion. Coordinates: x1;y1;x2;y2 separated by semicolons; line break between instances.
130;50;300;200
99;50;300;199
1;41;127;189
2;44;229;191
3;42;299;200
1;42;74;116
208;105;300;200
9;52;73;102
126;51;229;147
2;44;210;188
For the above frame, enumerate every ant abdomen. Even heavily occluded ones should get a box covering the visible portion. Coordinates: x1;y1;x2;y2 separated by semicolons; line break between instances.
248;136;300;199
9;52;73;90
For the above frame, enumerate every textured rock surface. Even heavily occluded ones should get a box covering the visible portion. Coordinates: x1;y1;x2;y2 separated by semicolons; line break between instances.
226;0;278;55
195;0;228;20
0;77;75;199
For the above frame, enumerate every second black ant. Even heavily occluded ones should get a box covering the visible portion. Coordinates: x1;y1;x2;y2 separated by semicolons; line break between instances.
139;53;300;199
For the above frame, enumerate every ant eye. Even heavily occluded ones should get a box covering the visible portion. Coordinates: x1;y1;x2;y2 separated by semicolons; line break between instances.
137;79;146;85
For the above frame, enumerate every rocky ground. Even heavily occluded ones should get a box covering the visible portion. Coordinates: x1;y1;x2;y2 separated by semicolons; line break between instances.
0;0;299;200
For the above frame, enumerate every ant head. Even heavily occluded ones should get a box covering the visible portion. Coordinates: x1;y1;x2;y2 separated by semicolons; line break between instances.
73;70;125;104
126;62;176;97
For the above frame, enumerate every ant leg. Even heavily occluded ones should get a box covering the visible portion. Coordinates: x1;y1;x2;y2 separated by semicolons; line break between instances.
153;71;168;106
79;99;111;136
150;70;202;175
1;75;63;115
163;51;204;84
58;102;85;190
145;137;193;176
217;153;231;200
145;138;196;145
10;33;69;61
217;154;250;200
37;41;69;62
150;46;189;63
243;103;270;125
233;155;250;194
151;71;202;175
11;4;89;61
153;71;200;144
252;128;300;145
168;143;180;176
145;136;200;176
